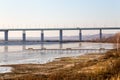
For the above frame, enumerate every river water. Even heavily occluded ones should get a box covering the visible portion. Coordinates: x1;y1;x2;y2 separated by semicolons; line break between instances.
0;42;114;73
0;42;114;65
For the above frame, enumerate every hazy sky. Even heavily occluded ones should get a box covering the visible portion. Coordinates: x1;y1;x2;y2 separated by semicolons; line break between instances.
0;0;119;28
0;0;119;38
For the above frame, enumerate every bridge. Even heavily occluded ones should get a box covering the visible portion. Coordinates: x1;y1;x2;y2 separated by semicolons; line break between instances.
1;27;120;42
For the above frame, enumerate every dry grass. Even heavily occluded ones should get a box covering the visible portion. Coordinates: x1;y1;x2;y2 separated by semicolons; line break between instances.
47;49;120;80
1;49;120;80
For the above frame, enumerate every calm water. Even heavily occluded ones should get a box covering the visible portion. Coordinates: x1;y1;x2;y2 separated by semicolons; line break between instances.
0;42;114;73
0;42;114;65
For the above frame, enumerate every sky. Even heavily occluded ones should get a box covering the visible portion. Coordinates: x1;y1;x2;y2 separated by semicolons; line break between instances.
0;0;120;37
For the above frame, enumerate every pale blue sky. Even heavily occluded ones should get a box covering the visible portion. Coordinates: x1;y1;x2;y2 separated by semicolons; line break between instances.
0;0;119;28
0;0;119;37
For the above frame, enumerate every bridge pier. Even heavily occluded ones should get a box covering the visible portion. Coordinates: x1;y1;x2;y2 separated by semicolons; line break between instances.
4;30;8;42
79;29;82;41
59;30;63;43
100;29;102;41
23;30;26;42
41;30;44;42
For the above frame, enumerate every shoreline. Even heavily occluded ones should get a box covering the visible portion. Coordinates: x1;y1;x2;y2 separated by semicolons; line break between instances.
1;48;120;80
0;52;104;79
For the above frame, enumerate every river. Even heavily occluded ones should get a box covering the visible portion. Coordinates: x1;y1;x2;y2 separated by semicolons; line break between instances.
0;42;114;65
0;42;114;73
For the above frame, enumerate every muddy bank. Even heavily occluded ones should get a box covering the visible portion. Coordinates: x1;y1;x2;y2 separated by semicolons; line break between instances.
0;53;103;80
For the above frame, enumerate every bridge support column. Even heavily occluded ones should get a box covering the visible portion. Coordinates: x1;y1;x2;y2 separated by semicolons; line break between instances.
22;30;26;42
59;30;63;43
4;30;8;42
100;29;102;41
79;29;82;41
41;30;44;42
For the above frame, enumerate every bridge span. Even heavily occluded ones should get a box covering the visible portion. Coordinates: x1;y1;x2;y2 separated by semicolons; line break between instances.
1;27;120;42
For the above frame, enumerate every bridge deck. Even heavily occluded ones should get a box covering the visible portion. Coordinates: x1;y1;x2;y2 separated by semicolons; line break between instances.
0;27;120;31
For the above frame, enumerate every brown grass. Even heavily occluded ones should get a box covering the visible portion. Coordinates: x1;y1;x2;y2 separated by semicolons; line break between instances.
1;49;120;80
48;49;120;80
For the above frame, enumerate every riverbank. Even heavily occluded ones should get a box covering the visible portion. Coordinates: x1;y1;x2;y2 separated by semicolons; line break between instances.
1;49;120;80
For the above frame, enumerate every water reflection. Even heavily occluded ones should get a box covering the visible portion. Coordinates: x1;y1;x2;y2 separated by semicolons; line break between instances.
0;42;114;65
3;45;26;52
59;43;63;49
41;43;44;49
2;42;114;52
79;42;82;47
22;45;26;50
4;46;8;52
3;52;8;63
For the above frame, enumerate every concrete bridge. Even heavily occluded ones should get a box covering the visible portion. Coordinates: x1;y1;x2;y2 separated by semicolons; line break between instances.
1;27;120;42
